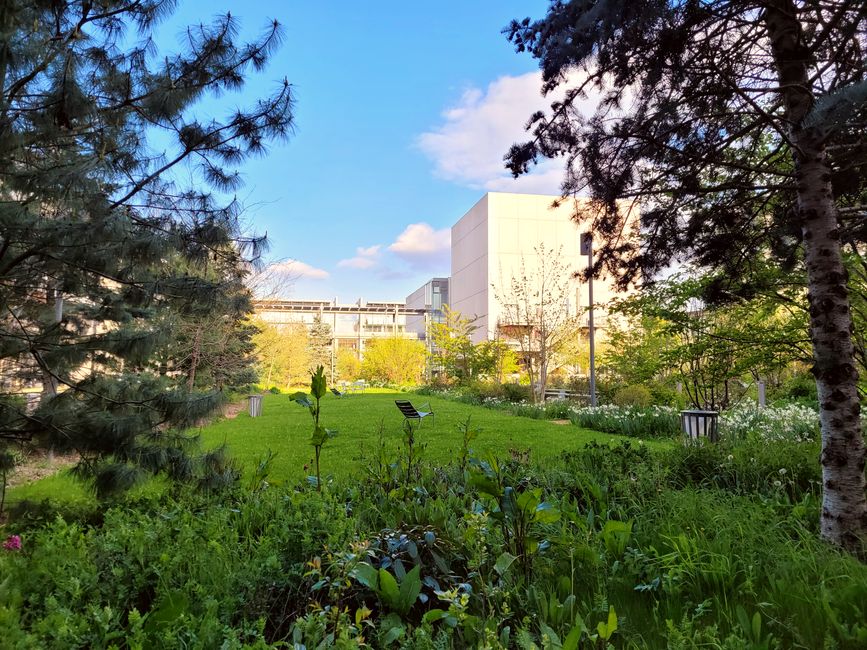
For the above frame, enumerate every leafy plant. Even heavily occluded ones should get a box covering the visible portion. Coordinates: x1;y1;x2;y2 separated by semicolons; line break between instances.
293;366;337;491
351;562;423;617
457;416;481;472
470;457;561;580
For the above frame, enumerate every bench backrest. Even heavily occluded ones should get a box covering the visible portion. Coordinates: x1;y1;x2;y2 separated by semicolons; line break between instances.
395;400;420;418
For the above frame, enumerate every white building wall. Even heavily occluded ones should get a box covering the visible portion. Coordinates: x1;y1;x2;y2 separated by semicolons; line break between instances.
451;192;625;343
450;195;491;340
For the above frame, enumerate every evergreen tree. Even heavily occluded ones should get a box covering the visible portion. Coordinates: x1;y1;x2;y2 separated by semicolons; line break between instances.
308;315;333;379
156;250;259;393
0;1;293;495
505;0;867;547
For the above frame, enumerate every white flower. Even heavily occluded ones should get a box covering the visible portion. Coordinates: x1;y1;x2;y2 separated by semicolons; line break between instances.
778;468;787;475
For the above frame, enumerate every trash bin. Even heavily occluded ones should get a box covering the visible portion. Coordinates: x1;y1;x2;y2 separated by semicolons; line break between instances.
248;394;263;417
680;410;719;442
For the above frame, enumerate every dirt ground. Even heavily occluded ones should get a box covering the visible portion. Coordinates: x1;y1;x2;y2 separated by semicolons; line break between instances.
6;400;247;490
6;448;79;489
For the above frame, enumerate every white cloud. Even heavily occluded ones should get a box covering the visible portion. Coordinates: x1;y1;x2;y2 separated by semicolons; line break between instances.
337;244;381;269
388;222;450;270
268;259;329;280
417;71;601;194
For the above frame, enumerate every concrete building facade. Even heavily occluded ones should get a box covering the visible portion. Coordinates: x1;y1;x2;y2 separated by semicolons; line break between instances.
404;277;449;345
449;192;624;343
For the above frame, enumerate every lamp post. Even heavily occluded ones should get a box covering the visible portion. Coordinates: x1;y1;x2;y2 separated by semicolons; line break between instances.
579;232;597;407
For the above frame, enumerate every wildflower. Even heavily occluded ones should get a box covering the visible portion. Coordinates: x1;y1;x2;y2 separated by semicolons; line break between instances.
726;454;734;461
3;535;21;551
778;468;787;475
773;480;782;487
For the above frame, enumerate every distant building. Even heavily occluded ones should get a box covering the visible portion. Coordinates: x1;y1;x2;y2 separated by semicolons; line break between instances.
254;299;426;379
254;192;630;370
404;277;449;347
450;192;625;343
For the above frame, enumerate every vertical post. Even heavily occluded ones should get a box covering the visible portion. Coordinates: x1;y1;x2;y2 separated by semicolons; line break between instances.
580;233;597;407
758;380;766;408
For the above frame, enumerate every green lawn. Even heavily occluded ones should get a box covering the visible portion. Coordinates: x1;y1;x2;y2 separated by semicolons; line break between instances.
7;391;667;504
199;391;667;483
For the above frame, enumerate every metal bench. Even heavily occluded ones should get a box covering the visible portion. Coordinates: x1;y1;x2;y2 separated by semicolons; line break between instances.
395;400;435;428
543;388;589;402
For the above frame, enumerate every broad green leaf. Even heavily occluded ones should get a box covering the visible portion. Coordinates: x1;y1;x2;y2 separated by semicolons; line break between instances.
378;568;400;609
349;562;378;590
311;425;328;446
423;609;448;624
311;366;327;399
562;624;582;650
380;613;405;645
398;565;422;614
597;606;617;641
494;551;518;576
539;622;561;647
534;501;561;523
516;488;540;513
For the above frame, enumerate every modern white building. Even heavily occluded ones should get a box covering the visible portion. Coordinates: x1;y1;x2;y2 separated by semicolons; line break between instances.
449;192;625;343
404;277;449;345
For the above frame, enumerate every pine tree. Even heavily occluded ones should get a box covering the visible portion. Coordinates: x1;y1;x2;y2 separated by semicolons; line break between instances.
308;315;333;379
0;1;293;495
505;0;867;548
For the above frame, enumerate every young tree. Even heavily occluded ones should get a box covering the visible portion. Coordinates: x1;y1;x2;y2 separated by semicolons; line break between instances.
0;2;293;494
505;1;867;548
251;319;310;389
361;337;427;386
494;244;574;403
308;315;333;379
430;305;483;385
336;348;362;382
156;250;259;393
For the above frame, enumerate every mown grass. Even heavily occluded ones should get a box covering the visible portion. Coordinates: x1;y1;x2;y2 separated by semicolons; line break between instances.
6;391;669;505
199;391;670;484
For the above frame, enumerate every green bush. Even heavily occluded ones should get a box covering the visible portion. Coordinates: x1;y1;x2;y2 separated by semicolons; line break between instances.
3;435;864;648
613;384;653;406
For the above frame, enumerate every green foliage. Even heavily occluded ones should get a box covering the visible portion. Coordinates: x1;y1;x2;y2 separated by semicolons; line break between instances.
292;366;337;491
0;2;293;494
613;385;652;407
607;275;808;410
3;428;867;647
252;319;311;389
361;337;427;386
336;348;362;382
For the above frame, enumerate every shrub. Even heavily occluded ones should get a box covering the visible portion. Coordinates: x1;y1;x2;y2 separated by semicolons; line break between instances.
501;382;531;403
613;384;652;407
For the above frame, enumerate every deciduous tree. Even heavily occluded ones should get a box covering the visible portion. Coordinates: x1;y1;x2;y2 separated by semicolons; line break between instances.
494;245;575;403
361;337;427;386
506;0;867;548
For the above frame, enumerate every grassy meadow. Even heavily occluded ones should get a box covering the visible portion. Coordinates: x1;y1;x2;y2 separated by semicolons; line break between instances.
7;391;660;505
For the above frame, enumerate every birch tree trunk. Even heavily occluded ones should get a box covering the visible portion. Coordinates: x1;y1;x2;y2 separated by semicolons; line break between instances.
766;0;866;549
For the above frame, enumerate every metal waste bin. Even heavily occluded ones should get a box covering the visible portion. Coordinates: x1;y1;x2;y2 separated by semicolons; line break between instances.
248;394;263;417
680;410;719;442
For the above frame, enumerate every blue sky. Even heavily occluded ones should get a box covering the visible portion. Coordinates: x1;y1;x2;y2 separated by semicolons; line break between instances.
155;1;562;301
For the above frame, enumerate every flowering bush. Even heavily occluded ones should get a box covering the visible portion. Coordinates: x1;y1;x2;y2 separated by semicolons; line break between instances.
720;402;819;443
569;404;681;438
3;534;21;551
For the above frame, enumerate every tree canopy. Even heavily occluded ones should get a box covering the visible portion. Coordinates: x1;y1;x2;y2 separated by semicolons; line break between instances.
0;1;293;494
505;0;867;547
